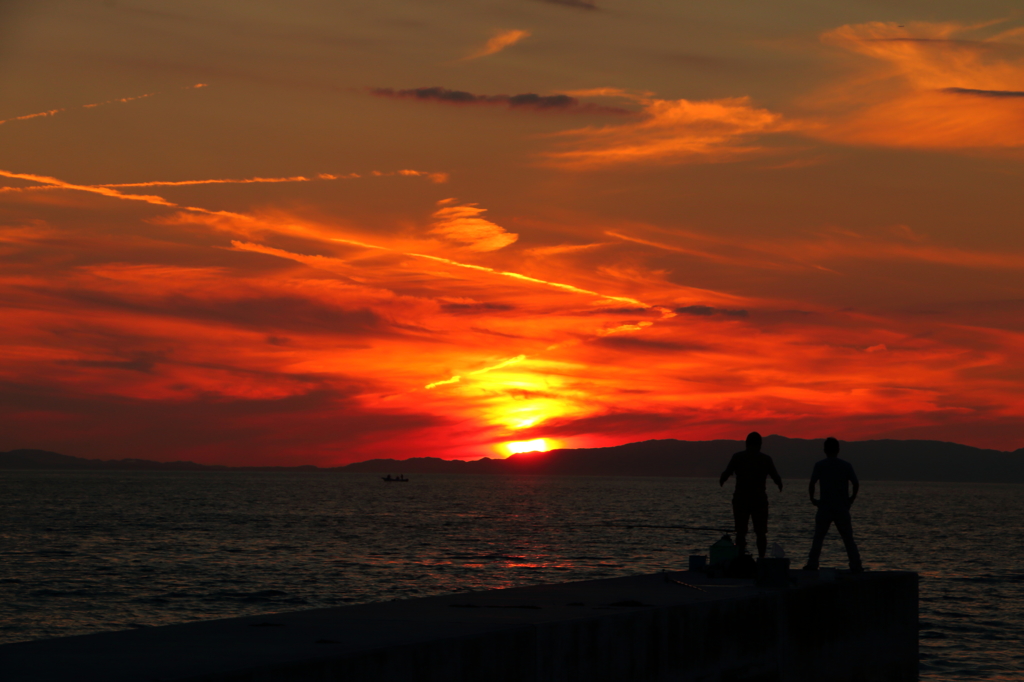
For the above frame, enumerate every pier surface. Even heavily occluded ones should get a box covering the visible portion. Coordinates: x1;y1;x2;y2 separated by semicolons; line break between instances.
0;570;917;682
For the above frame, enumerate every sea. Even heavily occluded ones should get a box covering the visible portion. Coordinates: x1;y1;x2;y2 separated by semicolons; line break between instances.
0;472;1021;679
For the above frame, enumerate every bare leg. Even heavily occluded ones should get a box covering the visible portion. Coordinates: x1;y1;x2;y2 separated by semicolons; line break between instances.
756;533;767;559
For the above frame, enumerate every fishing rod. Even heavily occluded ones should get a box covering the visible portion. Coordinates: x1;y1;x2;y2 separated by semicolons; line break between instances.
581;523;810;546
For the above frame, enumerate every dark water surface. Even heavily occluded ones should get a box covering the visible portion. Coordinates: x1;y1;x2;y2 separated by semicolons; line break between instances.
1;472;1021;679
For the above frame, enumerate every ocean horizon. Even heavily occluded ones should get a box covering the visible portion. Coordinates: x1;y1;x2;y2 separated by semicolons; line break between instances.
1;471;1021;679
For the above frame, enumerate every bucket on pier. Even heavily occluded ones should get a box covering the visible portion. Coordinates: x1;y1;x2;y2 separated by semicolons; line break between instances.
709;535;738;566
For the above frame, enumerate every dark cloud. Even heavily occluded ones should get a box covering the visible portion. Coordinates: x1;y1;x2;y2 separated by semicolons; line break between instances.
61;351;166;374
535;0;598;9
567;306;659;317
596;337;708;352
172;296;389;335
441;301;516;314
52;287;395;337
507;93;576;109
514;411;684;439
598;307;656;315
470;327;529;339
943;87;1024;98
872;38;986;46
0;380;447;466
675;305;748;317
371;87;629;114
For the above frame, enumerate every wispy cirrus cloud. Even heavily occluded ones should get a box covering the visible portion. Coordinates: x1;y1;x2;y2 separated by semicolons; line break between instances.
0;84;205;126
465;29;531;60
810;21;1024;149
426;354;526;390
98;175;321;188
544;91;788;167
0;109;64;125
943;87;1024;98
369;169;450;183
0;174;318;194
608;222;1024;273
9;10;1024;468
0;169;178;207
5;163;1024;461
371;86;630;114
0;168;446;197
524;242;610;257
229;231;651;311
676;305;749;318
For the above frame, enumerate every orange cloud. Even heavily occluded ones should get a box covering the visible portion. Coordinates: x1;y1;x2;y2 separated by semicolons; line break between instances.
429;199;518;252
768;229;1024;270
411;250;650;306
9;12;1024;467
5;193;1024;463
813;21;1024;149
465;29;531;60
371;169;450;183
236;236;650;310
0;88;172;126
0;169;178;207
606;221;1024;273
80;92;156;109
0;168;446;203
544;94;787;167
426;354;526;390
524;243;610;256
98;175;314;188
0;109;63;125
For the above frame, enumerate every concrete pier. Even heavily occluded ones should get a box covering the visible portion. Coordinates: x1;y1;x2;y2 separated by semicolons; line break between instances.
0;570;917;682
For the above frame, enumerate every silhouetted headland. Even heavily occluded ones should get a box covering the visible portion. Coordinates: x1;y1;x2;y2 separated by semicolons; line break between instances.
332;436;1024;481
3;435;1023;482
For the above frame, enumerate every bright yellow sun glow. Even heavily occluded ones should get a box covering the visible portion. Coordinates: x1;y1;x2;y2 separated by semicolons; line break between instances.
501;438;553;456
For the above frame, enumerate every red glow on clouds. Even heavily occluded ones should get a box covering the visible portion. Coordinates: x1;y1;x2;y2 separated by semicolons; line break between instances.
2;8;1023;465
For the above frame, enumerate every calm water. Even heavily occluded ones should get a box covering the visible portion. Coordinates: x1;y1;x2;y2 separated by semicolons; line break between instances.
1;472;1022;679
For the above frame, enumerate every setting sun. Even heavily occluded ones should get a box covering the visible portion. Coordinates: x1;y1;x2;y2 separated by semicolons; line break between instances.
501;439;554;456
2;3;1023;469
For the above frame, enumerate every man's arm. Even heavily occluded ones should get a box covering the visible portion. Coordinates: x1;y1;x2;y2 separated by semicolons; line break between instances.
720;454;736;487
848;463;859;506
768;458;783;492
808;464;819;506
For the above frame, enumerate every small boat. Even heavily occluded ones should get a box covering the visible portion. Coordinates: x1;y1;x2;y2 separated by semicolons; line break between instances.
382;474;409;482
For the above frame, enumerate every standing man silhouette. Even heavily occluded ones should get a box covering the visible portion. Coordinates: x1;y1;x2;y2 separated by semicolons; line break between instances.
803;437;863;572
719;432;783;559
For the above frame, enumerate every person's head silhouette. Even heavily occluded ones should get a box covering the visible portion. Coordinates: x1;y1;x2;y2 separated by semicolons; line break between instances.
745;432;762;452
824;437;840;457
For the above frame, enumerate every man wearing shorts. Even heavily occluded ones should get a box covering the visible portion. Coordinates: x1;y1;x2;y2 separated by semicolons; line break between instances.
719;432;783;558
803;437;863;572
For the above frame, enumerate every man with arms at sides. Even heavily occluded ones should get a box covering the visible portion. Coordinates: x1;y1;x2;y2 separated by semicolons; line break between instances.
804;437;863;573
719;432;783;559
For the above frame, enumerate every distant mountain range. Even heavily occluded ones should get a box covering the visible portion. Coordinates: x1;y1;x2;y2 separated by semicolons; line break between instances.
3;436;1024;482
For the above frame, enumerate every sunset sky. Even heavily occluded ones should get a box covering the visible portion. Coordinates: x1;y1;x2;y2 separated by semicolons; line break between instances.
2;0;1024;465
